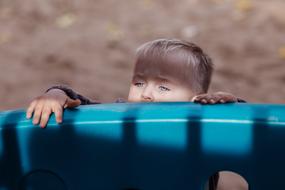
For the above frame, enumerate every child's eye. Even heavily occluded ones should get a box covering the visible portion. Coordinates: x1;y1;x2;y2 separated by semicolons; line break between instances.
159;85;170;91
134;82;144;87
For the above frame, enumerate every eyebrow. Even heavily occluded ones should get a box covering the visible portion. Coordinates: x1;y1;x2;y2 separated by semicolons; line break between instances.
133;73;144;78
132;72;179;85
132;74;145;82
155;76;171;83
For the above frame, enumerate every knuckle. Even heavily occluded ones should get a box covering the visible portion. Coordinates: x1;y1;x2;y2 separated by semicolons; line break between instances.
50;100;61;107
33;113;40;120
43;104;52;110
57;104;64;110
213;96;220;101
203;96;211;101
41;112;50;118
53;105;63;112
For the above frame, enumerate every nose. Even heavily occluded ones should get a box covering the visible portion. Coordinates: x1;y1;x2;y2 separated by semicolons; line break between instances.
141;84;154;102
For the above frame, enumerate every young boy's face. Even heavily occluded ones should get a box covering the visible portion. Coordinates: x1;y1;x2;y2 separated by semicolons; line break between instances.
128;74;194;102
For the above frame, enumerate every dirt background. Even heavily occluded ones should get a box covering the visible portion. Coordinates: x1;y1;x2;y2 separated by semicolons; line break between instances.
0;0;284;110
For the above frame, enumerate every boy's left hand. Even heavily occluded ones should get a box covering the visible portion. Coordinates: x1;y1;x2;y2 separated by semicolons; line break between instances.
191;92;239;104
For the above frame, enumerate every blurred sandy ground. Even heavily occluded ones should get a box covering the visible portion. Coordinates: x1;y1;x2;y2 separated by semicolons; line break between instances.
0;0;284;110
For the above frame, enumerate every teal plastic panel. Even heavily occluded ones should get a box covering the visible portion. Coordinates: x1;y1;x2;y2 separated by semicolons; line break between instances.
0;102;285;190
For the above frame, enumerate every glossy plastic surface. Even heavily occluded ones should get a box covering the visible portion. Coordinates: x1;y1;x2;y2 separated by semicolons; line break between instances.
0;102;284;190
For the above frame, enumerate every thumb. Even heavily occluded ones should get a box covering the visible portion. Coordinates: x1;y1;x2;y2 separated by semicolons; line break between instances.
64;98;81;108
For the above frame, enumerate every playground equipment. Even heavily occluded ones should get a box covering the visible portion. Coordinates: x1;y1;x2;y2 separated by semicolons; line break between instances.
0;102;284;190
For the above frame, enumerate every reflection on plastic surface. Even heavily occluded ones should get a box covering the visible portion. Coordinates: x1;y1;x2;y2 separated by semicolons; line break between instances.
136;122;187;150
74;122;123;141
0;103;285;190
202;122;252;155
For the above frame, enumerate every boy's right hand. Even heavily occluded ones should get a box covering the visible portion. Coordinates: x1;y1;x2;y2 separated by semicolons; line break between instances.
26;89;81;128
191;92;239;104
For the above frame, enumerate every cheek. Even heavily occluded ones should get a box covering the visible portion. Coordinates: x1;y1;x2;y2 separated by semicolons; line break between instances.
150;91;175;102
173;90;194;101
164;89;193;102
127;86;141;102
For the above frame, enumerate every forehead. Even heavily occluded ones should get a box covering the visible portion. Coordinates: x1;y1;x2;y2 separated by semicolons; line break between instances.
134;49;195;81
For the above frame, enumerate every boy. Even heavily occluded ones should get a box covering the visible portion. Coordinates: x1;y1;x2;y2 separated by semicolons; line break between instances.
26;39;247;190
26;39;243;127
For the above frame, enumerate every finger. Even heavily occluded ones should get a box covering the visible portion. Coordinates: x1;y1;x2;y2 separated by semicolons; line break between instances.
201;99;207;104
191;96;198;102
66;98;81;108
212;95;224;104
33;104;44;125
212;93;224;103
193;94;207;102
222;95;236;103
39;106;52;128
52;105;63;123
215;92;237;103
192;94;208;103
26;101;37;119
199;94;212;104
219;99;226;103
209;99;216;104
